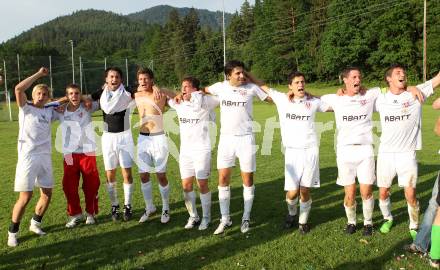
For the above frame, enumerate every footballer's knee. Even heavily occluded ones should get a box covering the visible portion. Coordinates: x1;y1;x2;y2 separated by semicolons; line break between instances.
286;190;299;200
379;188;390;200
157;173;168;186
17;192;33;206
197;180;209;194
140;173;150;183
299;187;310;202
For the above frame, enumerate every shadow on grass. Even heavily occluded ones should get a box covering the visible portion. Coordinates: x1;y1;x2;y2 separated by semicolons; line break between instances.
0;164;438;269
333;239;409;270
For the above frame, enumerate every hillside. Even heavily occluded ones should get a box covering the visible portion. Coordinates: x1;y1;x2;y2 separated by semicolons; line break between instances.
1;9;150;57
127;5;232;29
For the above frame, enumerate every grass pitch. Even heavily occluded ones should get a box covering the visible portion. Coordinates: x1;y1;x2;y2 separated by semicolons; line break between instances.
0;85;440;269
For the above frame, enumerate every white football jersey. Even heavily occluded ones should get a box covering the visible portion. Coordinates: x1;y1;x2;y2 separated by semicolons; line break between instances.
17;103;56;155
269;89;329;148
207;81;268;135
55;102;99;154
376;80;433;152
321;88;380;147
168;92;219;151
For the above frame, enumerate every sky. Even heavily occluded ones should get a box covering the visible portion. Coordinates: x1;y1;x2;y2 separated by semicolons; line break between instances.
0;0;255;43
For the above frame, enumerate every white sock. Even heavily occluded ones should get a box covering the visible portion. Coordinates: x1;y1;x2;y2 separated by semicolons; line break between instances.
218;186;230;223
184;191;198;218
286;197;298;216
159;184;170;211
344;203;357;225
379;198;393;221
123;183;133;206
200;192;211;219
299;199;312;224
242;185;255;221
106;182;119;206
141;181;154;211
362;197;374;226
408;201;420;230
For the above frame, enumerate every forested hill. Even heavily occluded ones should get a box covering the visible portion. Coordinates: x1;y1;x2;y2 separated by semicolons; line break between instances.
0;7;230;58
127;5;232;29
1;10;150;58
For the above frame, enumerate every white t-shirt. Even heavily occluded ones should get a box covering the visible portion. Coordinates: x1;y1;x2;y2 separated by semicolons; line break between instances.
321;87;380;147
17;103;56;156
207;81;268;135
269;89;329;148
376;80;434;152
168;92;219;151
55;102;99;154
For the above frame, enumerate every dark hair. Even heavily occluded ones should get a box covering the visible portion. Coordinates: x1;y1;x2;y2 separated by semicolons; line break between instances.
65;83;81;94
384;64;406;85
137;67;155;80
287;71;305;84
182;76;200;90
341;67;361;79
224;60;246;76
104;67;123;80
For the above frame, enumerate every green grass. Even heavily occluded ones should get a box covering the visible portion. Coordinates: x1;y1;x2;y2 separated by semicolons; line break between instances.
1;87;440;269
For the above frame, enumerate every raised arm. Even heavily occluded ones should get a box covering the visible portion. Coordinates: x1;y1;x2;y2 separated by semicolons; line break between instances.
432;71;440;89
15;67;48;107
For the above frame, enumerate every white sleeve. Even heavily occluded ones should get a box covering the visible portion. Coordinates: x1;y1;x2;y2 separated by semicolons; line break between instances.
203;95;220;110
20;103;31;113
252;84;268;101
368;87;381;99
267;88;284;105
167;99;177;109
320;94;335;109
317;98;331;112
417;80;434;99
207;82;223;96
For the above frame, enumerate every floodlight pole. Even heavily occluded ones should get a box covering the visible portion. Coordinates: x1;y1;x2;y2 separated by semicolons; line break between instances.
17;54;21;82
125;58;129;87
3;60;12;121
79;56;83;93
49;55;53;90
68;40;75;83
222;0;226;80
423;0;427;82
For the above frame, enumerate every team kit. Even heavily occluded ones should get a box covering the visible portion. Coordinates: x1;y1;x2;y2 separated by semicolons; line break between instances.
6;61;440;263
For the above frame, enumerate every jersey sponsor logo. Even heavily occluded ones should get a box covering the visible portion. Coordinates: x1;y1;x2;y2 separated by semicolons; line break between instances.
342;114;367;121
179;118;200;124
221;100;247;107
286;113;311;121
384;114;411;122
305;101;312;110
38;114;49;124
